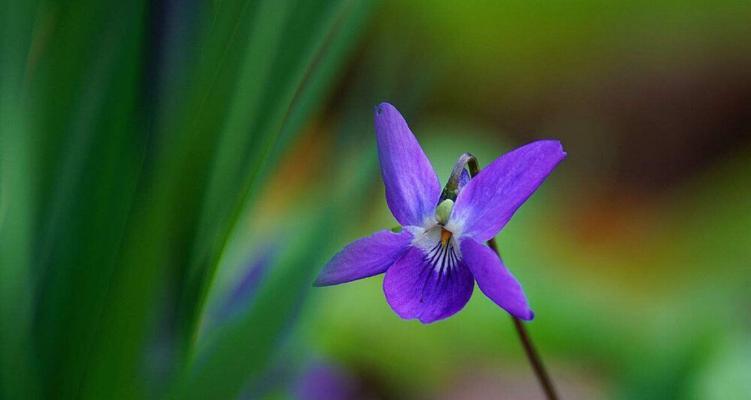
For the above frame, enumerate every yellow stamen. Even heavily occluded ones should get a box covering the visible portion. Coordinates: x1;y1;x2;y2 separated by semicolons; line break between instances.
440;228;452;247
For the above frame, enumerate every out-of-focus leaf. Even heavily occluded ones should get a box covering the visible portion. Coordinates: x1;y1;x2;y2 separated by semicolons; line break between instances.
175;124;381;400
175;214;329;400
17;0;376;398
0;2;40;398
23;1;148;399
177;0;375;356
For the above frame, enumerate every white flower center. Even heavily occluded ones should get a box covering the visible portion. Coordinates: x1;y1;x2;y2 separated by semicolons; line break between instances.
411;225;462;273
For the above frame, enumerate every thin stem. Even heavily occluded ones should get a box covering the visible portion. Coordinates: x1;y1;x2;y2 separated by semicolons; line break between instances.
487;239;559;400
461;154;559;400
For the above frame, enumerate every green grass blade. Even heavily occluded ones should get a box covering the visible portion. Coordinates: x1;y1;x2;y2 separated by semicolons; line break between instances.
0;2;40;398
175;214;331;400
28;1;148;398
177;0;375;356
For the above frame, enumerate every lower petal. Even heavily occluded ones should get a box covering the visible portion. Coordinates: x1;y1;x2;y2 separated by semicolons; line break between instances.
315;230;413;286
383;246;474;324
461;238;534;320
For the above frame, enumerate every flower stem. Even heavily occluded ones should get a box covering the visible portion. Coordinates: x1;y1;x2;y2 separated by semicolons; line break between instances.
487;238;559;400
460;153;559;400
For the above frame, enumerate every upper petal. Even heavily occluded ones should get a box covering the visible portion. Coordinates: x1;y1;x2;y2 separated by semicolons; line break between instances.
460;238;533;320
450;140;565;241
314;229;413;286
375;102;441;226
383;245;474;324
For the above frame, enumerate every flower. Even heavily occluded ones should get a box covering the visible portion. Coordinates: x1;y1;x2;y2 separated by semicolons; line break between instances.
314;103;565;323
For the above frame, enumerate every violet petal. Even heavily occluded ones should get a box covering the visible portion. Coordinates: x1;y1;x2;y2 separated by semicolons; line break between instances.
461;238;533;320
457;168;471;191
314;229;413;286
383;246;474;323
450;140;565;242
375;102;441;226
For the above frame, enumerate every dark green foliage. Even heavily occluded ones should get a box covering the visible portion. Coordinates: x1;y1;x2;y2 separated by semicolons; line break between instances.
0;0;372;398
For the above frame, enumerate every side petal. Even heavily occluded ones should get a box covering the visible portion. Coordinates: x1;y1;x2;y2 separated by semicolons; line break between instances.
450;140;565;241
375;102;441;226
383;246;474;324
460;238;533;320
314;230;413;286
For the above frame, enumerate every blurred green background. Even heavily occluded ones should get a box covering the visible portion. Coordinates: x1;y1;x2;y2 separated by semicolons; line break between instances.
1;0;750;399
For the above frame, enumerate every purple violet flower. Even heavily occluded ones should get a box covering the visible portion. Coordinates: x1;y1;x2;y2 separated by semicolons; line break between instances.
315;103;565;323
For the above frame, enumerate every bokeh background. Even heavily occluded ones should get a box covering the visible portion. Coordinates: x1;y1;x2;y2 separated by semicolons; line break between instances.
1;1;749;399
